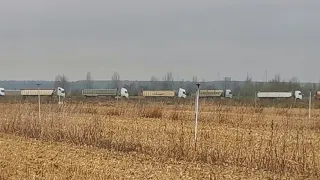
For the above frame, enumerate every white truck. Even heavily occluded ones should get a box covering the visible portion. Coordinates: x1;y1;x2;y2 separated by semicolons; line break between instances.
82;88;129;98
256;90;302;100
198;89;233;98
2;89;20;96
142;88;187;98
21;87;66;97
0;88;5;96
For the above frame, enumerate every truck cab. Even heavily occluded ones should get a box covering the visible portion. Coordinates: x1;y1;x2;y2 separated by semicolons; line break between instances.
315;91;320;100
225;89;232;98
120;88;129;98
56;87;66;97
294;90;302;100
0;88;4;96
178;88;187;98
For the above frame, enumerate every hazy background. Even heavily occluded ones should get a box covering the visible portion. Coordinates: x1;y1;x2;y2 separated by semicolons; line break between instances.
1;0;319;82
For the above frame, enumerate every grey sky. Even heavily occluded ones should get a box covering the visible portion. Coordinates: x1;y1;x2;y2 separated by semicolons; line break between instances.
1;0;319;82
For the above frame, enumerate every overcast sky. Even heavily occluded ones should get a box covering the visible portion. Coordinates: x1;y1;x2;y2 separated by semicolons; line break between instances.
1;0;319;82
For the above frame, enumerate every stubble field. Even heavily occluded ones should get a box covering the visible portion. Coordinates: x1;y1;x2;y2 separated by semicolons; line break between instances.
0;100;319;179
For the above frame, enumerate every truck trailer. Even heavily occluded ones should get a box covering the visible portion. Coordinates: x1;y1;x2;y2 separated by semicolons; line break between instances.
20;87;66;97
142;88;186;98
256;90;302;100
82;88;129;98
3;89;20;96
198;89;233;98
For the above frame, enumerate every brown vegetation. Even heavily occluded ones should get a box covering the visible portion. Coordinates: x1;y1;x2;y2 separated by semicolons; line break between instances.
0;100;319;179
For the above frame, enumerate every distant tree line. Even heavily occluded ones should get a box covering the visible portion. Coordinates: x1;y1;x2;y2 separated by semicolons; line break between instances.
4;72;318;97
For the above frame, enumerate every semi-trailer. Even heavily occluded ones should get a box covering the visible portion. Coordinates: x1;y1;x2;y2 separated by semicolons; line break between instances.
3;89;20;96
20;87;66;97
142;88;187;98
81;88;129;98
198;89;233;98
256;90;302;100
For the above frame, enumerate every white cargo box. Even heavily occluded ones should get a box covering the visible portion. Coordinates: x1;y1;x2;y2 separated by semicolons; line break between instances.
257;92;293;98
142;91;175;97
21;89;54;96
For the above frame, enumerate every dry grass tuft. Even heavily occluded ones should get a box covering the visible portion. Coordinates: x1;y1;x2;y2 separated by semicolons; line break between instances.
169;110;180;120
105;107;124;116
141;106;163;119
79;106;99;114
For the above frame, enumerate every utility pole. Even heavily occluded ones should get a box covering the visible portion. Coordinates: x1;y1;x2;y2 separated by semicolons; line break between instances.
254;90;257;108
265;70;268;83
37;83;41;121
309;89;312;119
194;83;200;150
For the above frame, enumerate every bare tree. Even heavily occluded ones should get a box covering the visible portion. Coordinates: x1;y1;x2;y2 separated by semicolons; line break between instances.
164;72;174;82
289;76;299;84
150;76;158;82
192;76;198;83
111;72;121;89
242;73;254;96
150;76;158;90
85;72;94;89
272;73;281;83
184;75;198;95
245;73;252;82
54;74;70;91
162;72;174;90
124;82;139;96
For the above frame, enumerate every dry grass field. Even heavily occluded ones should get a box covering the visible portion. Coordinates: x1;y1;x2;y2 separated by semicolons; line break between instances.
0;100;319;179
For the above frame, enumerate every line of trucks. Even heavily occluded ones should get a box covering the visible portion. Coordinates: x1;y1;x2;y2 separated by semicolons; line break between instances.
0;87;232;99
1;87;319;100
82;88;188;98
81;88;235;98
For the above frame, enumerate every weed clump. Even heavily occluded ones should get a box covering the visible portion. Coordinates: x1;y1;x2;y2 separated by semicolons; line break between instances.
141;107;163;119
